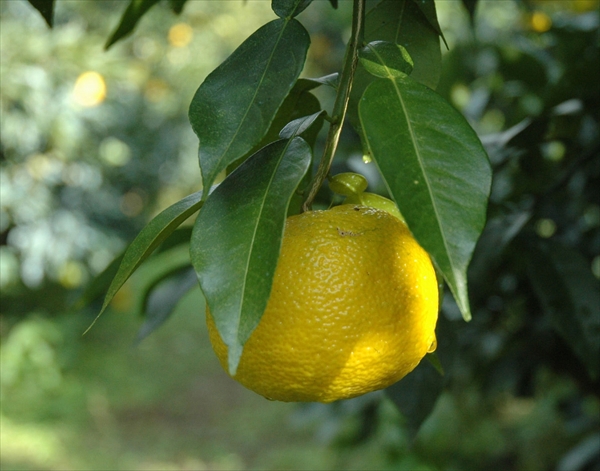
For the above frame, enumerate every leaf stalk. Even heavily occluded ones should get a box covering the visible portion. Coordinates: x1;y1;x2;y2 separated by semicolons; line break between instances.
302;0;365;211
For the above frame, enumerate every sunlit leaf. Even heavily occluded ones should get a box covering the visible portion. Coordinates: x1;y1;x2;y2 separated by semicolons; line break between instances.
359;76;491;321
27;0;54;27
105;0;161;50
359;41;414;79
189;19;310;199
348;0;442;137
527;239;600;379
272;0;313;18
191;138;311;374
84;191;203;333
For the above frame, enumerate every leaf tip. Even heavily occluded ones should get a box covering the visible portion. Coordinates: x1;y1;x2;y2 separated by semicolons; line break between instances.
227;342;243;376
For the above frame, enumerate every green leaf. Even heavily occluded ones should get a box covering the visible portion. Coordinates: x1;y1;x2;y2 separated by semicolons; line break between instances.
84;191;203;334
272;0;313;18
168;0;188;14
411;0;449;49
74;253;124;310
189;19;310;199
359;76;491;321
191;137;312;375
105;0;161;50
461;0;478;26
136;266;197;344
348;0;442;137
526;239;600;379
279;111;325;139
359;41;414;79
386;312;457;440
136;244;195;321
298;73;339;90
232;79;323;167
364;0;441;88
27;0;54;27
386;360;443;440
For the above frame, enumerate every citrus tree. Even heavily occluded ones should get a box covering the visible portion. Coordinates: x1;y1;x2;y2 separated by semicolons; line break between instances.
24;0;599;453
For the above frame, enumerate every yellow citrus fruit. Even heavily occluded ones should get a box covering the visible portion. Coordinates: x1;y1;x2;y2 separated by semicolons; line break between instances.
206;204;438;403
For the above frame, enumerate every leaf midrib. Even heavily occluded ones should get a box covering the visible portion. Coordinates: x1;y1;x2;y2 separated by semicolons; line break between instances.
235;139;296;346
388;77;456;280
212;20;291;190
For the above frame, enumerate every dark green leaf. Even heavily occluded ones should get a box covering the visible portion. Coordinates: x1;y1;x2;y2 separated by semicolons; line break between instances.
272;0;313;18
191;138;312;374
411;0;448;49
105;0;161;50
348;0;442;137
168;0;188;14
461;0;478;26
189;19;310;199
137;245;195;320
359;41;414;78
298;73;339;90
27;0;54;27
386;312;457;440
135;266;197;344
279;111;325;139
362;0;441;88
154;226;193;255
84;191;203;333
359;76;491;321
386;360;443;440
232;79;322;167
526;239;600;379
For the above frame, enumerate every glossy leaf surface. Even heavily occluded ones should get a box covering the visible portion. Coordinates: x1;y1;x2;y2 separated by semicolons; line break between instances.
359;41;414;78
191;138;311;374
272;0;313;18
189;19;309;199
348;0;442;137
85;191;203;332
359;76;491;321
105;0;161;50
527;239;600;378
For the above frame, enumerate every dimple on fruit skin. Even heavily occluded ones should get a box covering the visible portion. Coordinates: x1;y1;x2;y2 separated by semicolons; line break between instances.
207;204;438;403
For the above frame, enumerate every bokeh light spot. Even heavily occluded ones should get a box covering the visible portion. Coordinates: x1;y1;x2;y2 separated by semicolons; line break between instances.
535;218;557;238
120;190;145;217
144;79;170;103
530;11;552;33
168;23;193;48
58;260;86;289
99;138;131;167
72;71;106;107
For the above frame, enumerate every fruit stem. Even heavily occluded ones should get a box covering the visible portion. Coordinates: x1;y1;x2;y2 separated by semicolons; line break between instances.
302;0;365;212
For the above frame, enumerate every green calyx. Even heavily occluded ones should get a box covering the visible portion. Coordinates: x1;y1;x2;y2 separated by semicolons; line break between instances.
328;172;405;223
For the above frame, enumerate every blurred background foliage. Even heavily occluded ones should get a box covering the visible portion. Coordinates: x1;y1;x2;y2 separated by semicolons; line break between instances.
1;1;599;470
